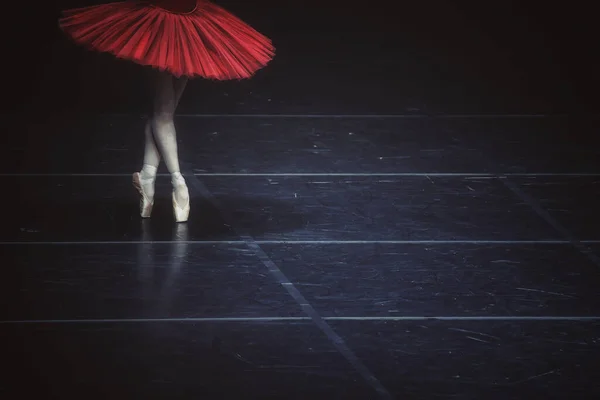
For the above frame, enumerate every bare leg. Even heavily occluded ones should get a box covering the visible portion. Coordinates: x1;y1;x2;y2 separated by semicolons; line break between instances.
174;76;188;110
134;72;189;221
151;71;190;221
143;120;160;168
152;73;183;174
140;75;184;175
139;120;160;199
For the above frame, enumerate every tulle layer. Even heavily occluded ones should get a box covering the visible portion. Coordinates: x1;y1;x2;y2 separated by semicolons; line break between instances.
59;1;275;79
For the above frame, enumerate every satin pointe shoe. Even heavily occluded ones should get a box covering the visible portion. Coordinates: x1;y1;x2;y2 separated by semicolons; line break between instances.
132;172;155;218
172;173;190;223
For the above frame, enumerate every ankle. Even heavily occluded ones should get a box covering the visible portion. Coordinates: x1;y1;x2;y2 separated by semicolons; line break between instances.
171;172;186;187
140;164;158;180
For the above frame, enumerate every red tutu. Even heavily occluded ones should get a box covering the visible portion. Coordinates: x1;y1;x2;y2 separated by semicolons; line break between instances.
59;0;275;79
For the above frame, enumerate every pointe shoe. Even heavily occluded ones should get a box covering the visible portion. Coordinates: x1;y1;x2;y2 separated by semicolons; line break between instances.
172;191;190;223
172;175;190;223
132;172;155;218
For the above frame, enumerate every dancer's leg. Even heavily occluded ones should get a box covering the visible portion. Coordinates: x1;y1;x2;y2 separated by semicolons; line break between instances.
151;72;180;173
142;73;186;173
142;119;161;169
133;116;160;218
151;71;190;222
140;75;185;175
174;76;188;110
133;72;189;220
139;120;160;199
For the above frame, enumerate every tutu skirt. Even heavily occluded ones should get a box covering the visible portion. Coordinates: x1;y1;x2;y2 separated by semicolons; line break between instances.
59;0;275;79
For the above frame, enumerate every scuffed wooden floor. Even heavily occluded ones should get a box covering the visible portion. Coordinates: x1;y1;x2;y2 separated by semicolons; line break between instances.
2;114;599;399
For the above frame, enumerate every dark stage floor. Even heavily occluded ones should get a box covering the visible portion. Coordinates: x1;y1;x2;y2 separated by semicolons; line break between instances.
2;1;600;399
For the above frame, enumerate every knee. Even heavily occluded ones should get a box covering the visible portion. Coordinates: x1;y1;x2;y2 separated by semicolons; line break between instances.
153;111;174;125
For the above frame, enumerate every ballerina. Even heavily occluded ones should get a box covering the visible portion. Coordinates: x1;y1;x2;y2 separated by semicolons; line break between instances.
59;0;275;222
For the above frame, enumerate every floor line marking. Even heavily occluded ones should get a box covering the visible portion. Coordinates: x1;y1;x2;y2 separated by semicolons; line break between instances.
1;172;600;177
184;171;393;400
2;316;600;324
444;135;600;268
97;113;578;118
2;240;599;245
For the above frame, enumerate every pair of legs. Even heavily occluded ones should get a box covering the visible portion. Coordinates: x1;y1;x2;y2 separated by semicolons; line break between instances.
136;70;190;221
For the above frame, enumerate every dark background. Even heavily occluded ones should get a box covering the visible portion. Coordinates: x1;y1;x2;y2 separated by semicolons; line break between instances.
4;0;599;116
